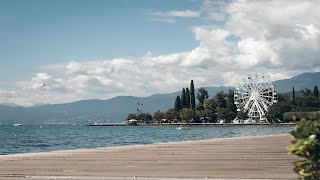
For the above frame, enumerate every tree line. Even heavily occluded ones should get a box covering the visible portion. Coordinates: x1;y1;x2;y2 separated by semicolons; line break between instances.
127;81;319;123
267;86;320;122
127;80;239;123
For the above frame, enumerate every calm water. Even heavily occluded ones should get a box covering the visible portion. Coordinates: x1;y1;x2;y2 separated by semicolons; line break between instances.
0;125;294;155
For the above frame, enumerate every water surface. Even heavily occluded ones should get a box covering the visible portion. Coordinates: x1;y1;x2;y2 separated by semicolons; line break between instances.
0;125;294;155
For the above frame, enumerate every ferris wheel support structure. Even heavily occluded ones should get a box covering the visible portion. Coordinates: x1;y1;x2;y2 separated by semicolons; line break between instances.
234;73;278;121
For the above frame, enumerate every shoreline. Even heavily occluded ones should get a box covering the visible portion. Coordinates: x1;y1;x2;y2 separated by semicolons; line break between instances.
0;133;298;179
138;122;297;126
0;133;291;157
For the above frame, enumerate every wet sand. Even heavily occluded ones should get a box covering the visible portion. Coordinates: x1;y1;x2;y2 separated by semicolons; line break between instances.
0;134;298;179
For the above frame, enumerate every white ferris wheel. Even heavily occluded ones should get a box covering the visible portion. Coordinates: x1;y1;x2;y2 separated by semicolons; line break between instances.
234;73;278;120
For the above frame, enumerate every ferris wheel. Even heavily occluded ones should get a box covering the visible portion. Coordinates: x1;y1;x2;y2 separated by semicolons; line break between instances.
234;73;278;120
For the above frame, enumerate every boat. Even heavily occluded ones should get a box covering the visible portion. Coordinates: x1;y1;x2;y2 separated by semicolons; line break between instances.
176;125;190;130
13;124;22;127
125;119;138;126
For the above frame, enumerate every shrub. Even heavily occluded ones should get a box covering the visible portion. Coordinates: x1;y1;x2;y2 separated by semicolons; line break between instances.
283;112;320;122
288;119;320;179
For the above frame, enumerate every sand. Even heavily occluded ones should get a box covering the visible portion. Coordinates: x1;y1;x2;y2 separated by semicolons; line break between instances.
0;134;298;180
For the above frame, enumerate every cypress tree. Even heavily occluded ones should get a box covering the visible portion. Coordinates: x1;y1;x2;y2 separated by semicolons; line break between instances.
190;80;196;110
292;86;296;104
313;86;319;99
181;88;187;108
174;96;182;111
186;88;190;108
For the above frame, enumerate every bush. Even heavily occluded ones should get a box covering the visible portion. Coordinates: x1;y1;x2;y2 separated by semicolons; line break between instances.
284;112;320;122
288;119;320;179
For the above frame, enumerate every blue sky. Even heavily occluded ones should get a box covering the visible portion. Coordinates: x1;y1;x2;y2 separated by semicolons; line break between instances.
0;0;203;81
1;0;320;106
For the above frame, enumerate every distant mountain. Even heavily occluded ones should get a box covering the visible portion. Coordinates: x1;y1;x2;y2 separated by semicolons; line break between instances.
0;72;318;124
274;72;320;92
0;86;231;125
0;103;20;107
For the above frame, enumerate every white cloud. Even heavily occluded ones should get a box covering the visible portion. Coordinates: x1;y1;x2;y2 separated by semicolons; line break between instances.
2;0;320;106
149;10;200;23
149;10;200;18
201;0;229;21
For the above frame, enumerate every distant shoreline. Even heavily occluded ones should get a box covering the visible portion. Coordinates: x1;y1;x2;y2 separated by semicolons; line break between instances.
136;122;297;126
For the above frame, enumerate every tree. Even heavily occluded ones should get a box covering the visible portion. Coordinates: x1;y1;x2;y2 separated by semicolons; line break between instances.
197;109;214;123
301;88;312;97
153;111;165;121
165;108;179;122
267;102;292;121
203;98;216;111
174;96;182;111
237;108;248;120
203;98;217;122
277;93;290;102
288;119;320;179
179;108;196;122
196;102;204;111
216;108;235;122
226;90;237;113
292;86;296;105
186;88;190;108
214;91;227;109
296;96;320;112
181;88;187;108
190;80;196;110
137;113;152;122
196;88;209;104
313;86;319;99
127;113;137;120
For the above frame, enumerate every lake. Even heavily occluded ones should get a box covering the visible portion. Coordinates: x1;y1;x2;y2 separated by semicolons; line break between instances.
0;124;294;155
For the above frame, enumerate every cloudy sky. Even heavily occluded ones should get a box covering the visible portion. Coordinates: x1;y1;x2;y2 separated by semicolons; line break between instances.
0;0;319;106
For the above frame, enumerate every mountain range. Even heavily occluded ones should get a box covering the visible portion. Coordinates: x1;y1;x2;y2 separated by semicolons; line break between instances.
0;72;319;124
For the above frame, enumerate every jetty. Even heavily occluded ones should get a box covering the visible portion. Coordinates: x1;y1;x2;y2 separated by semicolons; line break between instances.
86;124;126;126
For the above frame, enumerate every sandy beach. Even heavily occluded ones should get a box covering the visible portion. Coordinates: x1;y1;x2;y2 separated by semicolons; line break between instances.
0;134;298;179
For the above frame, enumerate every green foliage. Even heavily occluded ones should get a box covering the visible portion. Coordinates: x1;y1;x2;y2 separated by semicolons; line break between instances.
179;108;196;122
137;113;152;121
196;102;204;111
237;108;248;120
190;80;196;110
203;99;216;111
214;91;227;109
293;86;296;105
186;88;191;108
216;108;235;122
174;96;182;111
153;111;165;121
267;101;292;121
181;88;187;108
296;96;320;112
283;112;320;122
196;87;209;104
315;112;320;121
302;88;313;97
197;109;215;123
278;93;291;102
288;119;320;179
127;113;137;120
313;86;319;99
165;108;179;121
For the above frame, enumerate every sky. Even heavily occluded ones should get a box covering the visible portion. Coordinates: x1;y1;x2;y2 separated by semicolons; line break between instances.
0;0;320;106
